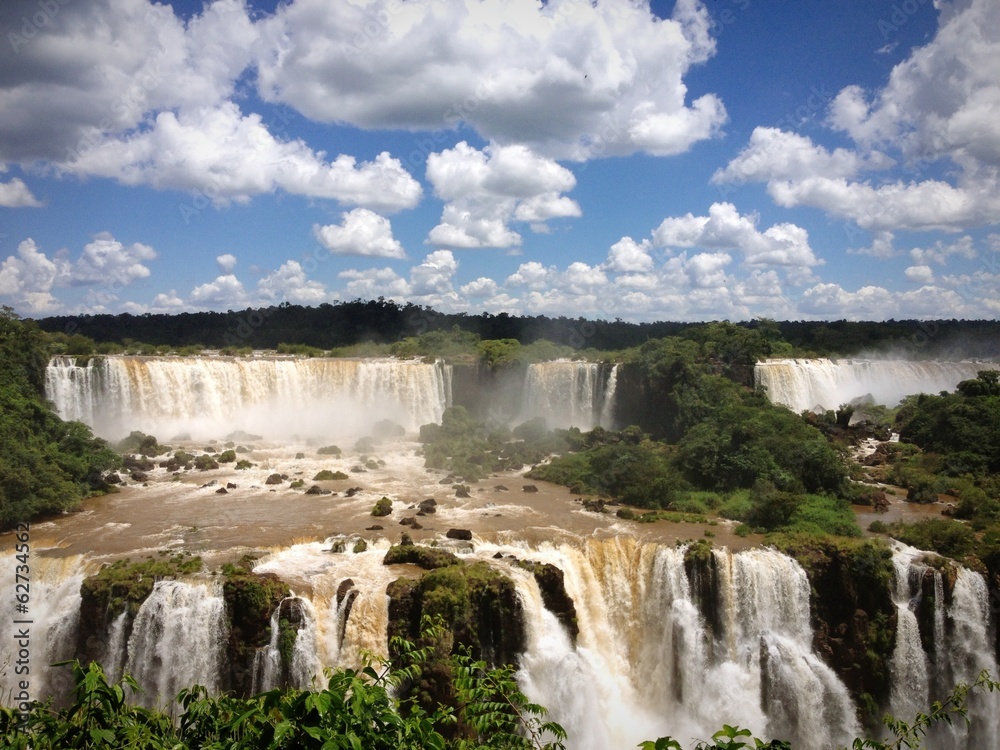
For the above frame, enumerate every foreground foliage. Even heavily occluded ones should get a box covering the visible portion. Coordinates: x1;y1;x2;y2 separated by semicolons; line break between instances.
2;660;995;750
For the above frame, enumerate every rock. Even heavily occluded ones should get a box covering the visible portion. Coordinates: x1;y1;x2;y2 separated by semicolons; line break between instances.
105;473;122;485
446;528;473;541
418;498;438;514
130;471;149;482
366;525;384;531
439;476;456;485
201;480;218;488
264;473;284;485
215;487;228;495
399;516;417;526
305;485;330;495
493;485;509;492
522;484;538;493
295;452;305;459
227;482;237;489
454;484;471;498
350;465;368;473
582;498;607;513
493;552;504;559
383;544;460;569
346;487;363;497
872;491;889;513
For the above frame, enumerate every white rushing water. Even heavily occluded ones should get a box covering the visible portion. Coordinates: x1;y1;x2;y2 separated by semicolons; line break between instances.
755;358;1000;413
45;355;453;441
492;539;859;750
0;556;88;706
887;545;1000;750
124;580;226;713
521;360;617;430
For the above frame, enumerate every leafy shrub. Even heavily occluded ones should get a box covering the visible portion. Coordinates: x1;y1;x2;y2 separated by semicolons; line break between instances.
314;469;349;481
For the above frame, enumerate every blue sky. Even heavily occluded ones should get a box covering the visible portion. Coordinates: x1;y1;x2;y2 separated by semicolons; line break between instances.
1;0;998;322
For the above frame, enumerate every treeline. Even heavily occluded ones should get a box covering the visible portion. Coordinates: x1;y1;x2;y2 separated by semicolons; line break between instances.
33;299;1000;357
0;309;118;529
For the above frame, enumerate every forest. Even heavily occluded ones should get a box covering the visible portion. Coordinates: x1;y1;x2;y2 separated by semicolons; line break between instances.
33;299;1000;358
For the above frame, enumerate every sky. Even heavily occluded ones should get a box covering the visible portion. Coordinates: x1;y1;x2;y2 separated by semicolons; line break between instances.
1;0;999;323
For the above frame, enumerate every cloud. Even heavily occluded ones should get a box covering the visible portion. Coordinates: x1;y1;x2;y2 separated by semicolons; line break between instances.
0;233;158;313
715;0;1000;232
216;254;237;272
604;237;654;273
253;0;726;159
0;1;421;211
0;173;42;207
69;233;157;286
652;202;822;282
63;103;422;211
0;239;61;313
314;208;406;258
909;235;977;266
425;142;580;248
904;265;935;284
0;0;256;162
189;274;247;307
829;0;1000;166
848;231;899;259
256;260;328;304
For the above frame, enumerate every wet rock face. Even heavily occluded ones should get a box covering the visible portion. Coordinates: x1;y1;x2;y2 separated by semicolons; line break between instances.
386;561;527;722
785;541;898;724
221;571;290;696
517;560;578;644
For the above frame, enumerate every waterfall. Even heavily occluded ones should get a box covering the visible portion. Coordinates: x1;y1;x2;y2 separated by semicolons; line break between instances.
755;358;1000;413
887;546;1000;749
520;360;617;430
124;580;226;713
503;539;858;750
889;546;931;720
0;556;87;705
45;355;453;440
103;611;130;685
599;364;618;429
252;605;283;694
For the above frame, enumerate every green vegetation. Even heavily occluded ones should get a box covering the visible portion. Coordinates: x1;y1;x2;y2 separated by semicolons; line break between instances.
80;554;204;619
2;652;995;750
383;543;461;570
372;497;393;517
313;469;349;481
0;309;119;528
317;444;342;456
419;406;573;484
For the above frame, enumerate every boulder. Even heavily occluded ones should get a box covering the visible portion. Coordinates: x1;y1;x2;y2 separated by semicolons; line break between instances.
264;473;284;485
418;498;438;514
522;484;538;493
446;528;473;541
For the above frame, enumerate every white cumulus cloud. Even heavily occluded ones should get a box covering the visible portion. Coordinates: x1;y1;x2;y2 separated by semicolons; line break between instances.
314;209;406;259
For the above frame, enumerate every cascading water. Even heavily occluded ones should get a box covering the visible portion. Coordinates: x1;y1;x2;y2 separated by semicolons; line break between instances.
494;539;859;750
123;580;226;713
0;556;88;705
520;361;617;430
755;359;1000;413
888;545;1000;749
45;355;453;440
